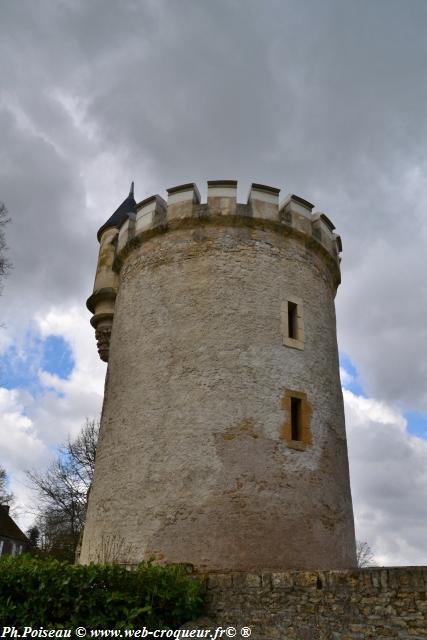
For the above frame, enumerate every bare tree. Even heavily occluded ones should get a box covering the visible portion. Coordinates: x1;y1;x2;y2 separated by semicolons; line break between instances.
356;540;375;568
0;465;14;506
27;419;99;560
66;417;98;488
0;202;11;294
28;457;86;554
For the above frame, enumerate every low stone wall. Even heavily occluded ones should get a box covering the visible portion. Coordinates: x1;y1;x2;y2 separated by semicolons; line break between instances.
191;567;427;639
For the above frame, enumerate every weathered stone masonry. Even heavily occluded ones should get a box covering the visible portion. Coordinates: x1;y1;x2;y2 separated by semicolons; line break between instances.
81;180;356;571
190;567;427;640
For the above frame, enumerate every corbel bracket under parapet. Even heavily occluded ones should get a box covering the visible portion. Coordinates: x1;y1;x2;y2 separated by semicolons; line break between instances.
87;287;117;362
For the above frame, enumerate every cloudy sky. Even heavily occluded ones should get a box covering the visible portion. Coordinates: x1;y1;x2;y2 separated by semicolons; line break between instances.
1;0;426;566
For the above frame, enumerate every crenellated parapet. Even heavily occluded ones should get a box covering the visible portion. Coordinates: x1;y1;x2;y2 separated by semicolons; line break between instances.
88;180;343;362
119;181;342;268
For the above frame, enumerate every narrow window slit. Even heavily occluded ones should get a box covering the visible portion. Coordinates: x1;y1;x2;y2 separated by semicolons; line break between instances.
288;301;298;339
291;397;302;441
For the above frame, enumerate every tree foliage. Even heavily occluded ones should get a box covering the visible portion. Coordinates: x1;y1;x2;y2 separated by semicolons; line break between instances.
27;419;99;560
26;526;40;550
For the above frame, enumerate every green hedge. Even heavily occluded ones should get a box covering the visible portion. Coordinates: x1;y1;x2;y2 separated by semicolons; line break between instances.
0;555;204;629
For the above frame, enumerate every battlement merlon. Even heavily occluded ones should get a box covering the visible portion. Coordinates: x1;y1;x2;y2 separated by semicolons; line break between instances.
248;183;281;220
208;180;237;216
88;180;343;361
167;182;201;222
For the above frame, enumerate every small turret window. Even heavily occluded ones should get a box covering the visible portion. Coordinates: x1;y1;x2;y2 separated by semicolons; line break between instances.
281;297;305;350
281;390;311;450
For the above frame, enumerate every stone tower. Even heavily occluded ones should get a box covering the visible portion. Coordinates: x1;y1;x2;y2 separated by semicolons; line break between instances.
80;180;357;571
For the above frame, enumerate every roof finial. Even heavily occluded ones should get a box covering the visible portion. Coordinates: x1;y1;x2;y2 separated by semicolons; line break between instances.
129;181;134;197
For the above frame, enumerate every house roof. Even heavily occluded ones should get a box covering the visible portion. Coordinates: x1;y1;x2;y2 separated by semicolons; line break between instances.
0;505;29;543
97;182;137;241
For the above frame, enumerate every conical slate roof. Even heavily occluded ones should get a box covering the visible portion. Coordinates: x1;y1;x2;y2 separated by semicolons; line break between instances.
97;182;137;241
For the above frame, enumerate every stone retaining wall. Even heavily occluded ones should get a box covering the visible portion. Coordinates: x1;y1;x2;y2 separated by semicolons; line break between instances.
191;567;427;639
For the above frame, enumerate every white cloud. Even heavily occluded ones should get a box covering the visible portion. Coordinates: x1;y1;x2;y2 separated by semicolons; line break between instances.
339;366;354;388
0;387;47;470
1;306;105;529
33;306;105;441
344;388;427;566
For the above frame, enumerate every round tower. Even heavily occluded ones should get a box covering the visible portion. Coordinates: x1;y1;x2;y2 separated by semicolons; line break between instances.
80;180;356;571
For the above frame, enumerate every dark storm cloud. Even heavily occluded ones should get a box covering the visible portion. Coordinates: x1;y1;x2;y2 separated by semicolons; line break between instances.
1;0;427;404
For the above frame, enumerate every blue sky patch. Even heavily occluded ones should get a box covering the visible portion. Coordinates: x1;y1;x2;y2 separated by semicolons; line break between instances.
41;335;74;379
404;410;427;439
339;352;366;397
339;353;427;441
0;332;74;395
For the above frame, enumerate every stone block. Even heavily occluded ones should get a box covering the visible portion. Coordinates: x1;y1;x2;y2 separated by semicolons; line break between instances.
117;213;136;253
247;183;280;221
271;572;294;588
207;573;233;590
244;573;262;588
167;182;201;222
207;180;237;216
135;194;167;235
294;571;318;588
280;193;314;219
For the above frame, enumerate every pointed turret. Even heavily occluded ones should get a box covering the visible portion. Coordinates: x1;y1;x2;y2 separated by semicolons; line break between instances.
97;182;136;242
87;183;136;361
